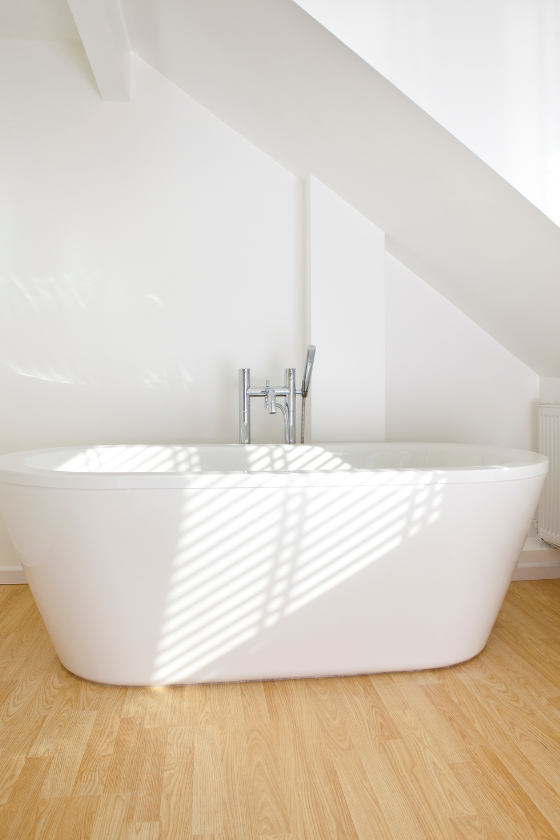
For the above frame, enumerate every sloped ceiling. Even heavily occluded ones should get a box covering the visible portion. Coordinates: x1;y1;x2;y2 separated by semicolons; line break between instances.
3;0;560;375
118;0;560;377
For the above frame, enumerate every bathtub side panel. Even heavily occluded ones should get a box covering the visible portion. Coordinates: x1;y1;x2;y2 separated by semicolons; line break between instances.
0;476;544;685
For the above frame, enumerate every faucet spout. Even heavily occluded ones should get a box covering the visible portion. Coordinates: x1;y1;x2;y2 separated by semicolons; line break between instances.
264;381;277;414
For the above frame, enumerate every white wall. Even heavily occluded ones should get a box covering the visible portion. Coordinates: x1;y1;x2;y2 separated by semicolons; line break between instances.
540;377;560;406
0;0;80;42
295;0;560;227
306;176;385;442
385;254;539;449
0;40;304;566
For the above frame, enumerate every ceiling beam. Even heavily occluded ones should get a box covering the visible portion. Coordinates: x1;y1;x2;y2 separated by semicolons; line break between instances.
67;0;130;101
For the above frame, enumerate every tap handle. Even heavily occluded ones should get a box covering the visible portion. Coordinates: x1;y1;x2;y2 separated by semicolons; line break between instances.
301;345;316;398
264;380;277;414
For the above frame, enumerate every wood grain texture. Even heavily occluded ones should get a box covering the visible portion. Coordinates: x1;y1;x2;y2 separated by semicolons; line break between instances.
0;581;559;839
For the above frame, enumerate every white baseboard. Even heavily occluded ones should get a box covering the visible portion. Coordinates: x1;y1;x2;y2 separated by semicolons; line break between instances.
0;566;28;584
513;551;560;581
513;526;560;581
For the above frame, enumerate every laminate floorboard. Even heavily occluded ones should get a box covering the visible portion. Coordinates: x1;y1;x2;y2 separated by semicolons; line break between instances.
0;581;559;839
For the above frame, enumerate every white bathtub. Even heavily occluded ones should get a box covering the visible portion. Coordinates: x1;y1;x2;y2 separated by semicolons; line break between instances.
0;443;547;686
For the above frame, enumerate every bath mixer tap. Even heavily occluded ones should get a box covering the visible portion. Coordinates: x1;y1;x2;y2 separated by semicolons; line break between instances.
239;346;316;445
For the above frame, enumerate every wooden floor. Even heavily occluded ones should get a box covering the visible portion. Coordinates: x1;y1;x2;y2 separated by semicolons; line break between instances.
1;583;560;839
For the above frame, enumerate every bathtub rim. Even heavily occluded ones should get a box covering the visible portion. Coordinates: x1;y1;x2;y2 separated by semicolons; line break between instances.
0;442;548;490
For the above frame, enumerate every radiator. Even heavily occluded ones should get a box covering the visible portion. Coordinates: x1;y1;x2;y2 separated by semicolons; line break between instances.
538;404;560;547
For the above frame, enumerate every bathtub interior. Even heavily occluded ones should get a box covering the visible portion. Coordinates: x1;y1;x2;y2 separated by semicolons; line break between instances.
19;442;543;475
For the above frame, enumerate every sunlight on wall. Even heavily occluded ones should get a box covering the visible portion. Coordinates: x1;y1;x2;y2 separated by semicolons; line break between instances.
5;361;86;386
0;273;197;393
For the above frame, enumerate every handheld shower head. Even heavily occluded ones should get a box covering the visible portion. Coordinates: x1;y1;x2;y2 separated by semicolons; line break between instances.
301;345;316;398
300;345;316;445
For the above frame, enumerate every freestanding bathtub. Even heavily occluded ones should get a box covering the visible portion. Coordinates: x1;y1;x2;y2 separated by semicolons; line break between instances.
0;443;547;686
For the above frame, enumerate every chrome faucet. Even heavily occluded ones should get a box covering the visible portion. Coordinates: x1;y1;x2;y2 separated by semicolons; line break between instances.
239;345;316;444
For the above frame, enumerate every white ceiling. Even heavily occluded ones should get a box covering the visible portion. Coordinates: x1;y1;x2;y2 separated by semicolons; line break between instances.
3;0;560;375
0;0;79;42
295;0;560;228
120;0;560;376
